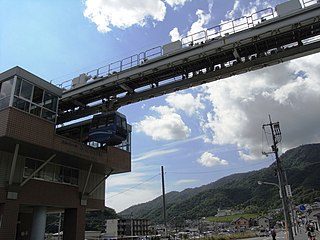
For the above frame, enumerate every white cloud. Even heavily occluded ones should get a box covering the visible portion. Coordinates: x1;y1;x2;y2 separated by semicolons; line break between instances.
200;53;320;161
187;9;211;36
83;0;166;33
225;0;240;19
172;8;211;44
134;105;191;141
225;0;283;20
107;186;160;212
107;172;149;188
106;162;162;212
166;92;205;116
164;0;189;8
133;148;179;161
175;179;198;185
197;152;229;167
169;27;181;42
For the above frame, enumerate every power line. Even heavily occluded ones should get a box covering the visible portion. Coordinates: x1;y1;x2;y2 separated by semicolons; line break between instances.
106;173;160;199
167;158;272;175
105;150;274;200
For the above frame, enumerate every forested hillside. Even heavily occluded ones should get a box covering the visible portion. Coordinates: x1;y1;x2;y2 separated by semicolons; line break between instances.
120;143;320;223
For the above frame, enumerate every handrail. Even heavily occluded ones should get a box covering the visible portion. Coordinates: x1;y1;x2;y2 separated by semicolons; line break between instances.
58;0;318;90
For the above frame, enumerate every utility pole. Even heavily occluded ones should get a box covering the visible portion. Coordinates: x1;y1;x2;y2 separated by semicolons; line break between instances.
263;115;294;240
284;170;297;235
161;166;167;237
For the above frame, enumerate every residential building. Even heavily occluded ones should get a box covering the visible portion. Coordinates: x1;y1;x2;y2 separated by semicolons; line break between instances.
105;218;150;238
233;217;249;229
257;216;270;230
215;209;232;217
215;208;243;217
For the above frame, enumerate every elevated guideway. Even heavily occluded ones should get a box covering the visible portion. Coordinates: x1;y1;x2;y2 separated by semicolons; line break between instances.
57;0;320;125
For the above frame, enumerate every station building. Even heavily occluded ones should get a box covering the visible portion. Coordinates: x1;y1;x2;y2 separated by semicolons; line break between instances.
0;67;131;239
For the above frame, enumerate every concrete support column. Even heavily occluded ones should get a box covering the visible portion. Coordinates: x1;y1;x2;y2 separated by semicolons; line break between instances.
30;206;47;240
0;201;19;239
64;207;86;240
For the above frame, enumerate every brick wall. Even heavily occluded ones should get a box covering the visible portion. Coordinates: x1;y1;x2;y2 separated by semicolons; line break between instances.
5;108;55;148
0;108;9;137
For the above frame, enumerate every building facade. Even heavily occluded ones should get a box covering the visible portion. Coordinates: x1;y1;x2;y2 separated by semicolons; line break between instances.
233;217;249;229
105;218;150;238
0;67;131;239
258;216;270;230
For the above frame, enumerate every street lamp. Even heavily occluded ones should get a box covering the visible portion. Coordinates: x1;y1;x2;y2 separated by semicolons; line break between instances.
257;181;282;198
258;180;298;237
258;181;279;188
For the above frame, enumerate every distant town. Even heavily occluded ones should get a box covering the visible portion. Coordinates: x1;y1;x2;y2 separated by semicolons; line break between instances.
45;202;320;239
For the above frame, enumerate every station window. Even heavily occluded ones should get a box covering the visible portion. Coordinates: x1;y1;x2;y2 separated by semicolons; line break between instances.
43;92;58;111
32;86;44;104
0;78;14;110
20;80;33;100
30;103;42;117
122;118;127;130
42;108;56;122
23;158;79;186
13;97;30;112
12;77;59;123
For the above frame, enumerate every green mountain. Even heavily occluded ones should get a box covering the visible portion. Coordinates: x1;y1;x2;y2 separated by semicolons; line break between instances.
119;143;320;223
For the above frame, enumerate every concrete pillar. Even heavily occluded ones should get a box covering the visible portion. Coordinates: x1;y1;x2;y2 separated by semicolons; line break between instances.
64;207;86;240
30;206;47;240
0;201;20;239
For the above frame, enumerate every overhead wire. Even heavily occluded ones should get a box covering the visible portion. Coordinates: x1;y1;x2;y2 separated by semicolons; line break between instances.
167;158;272;175
105;159;320;199
106;173;161;200
106;159;274;199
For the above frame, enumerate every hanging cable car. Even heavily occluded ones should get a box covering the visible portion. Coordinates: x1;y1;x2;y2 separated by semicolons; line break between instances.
88;111;128;145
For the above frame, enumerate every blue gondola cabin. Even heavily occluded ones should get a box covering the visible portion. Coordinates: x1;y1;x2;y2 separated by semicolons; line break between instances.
89;111;128;145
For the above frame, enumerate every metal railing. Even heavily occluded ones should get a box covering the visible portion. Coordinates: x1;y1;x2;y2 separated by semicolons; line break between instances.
58;0;318;91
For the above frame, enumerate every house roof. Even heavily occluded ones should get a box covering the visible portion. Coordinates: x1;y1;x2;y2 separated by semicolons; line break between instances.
233;217;249;223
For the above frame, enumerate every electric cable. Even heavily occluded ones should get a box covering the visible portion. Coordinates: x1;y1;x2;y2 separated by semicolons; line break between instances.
106;173;160;199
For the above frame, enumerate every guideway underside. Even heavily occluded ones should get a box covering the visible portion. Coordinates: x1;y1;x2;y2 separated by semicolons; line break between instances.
57;0;320;125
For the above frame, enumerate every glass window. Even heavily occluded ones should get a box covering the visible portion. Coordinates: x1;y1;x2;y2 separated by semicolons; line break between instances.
20;80;33;100
0;96;10;110
0;79;13;98
91;117;98;129
14;78;22;96
32;86;44;105
43;91;57;111
98;116;106;128
0;79;14;110
30;104;42;117
24;158;79;185
13;97;30;112
63;167;72;183
42;109;56;122
70;169;79;185
54;165;63;183
122;118;127;130
24;158;37;177
106;116;113;126
116;115;121;127
43;164;54;181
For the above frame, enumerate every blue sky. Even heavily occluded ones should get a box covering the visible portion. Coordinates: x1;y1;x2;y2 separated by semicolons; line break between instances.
1;0;320;212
